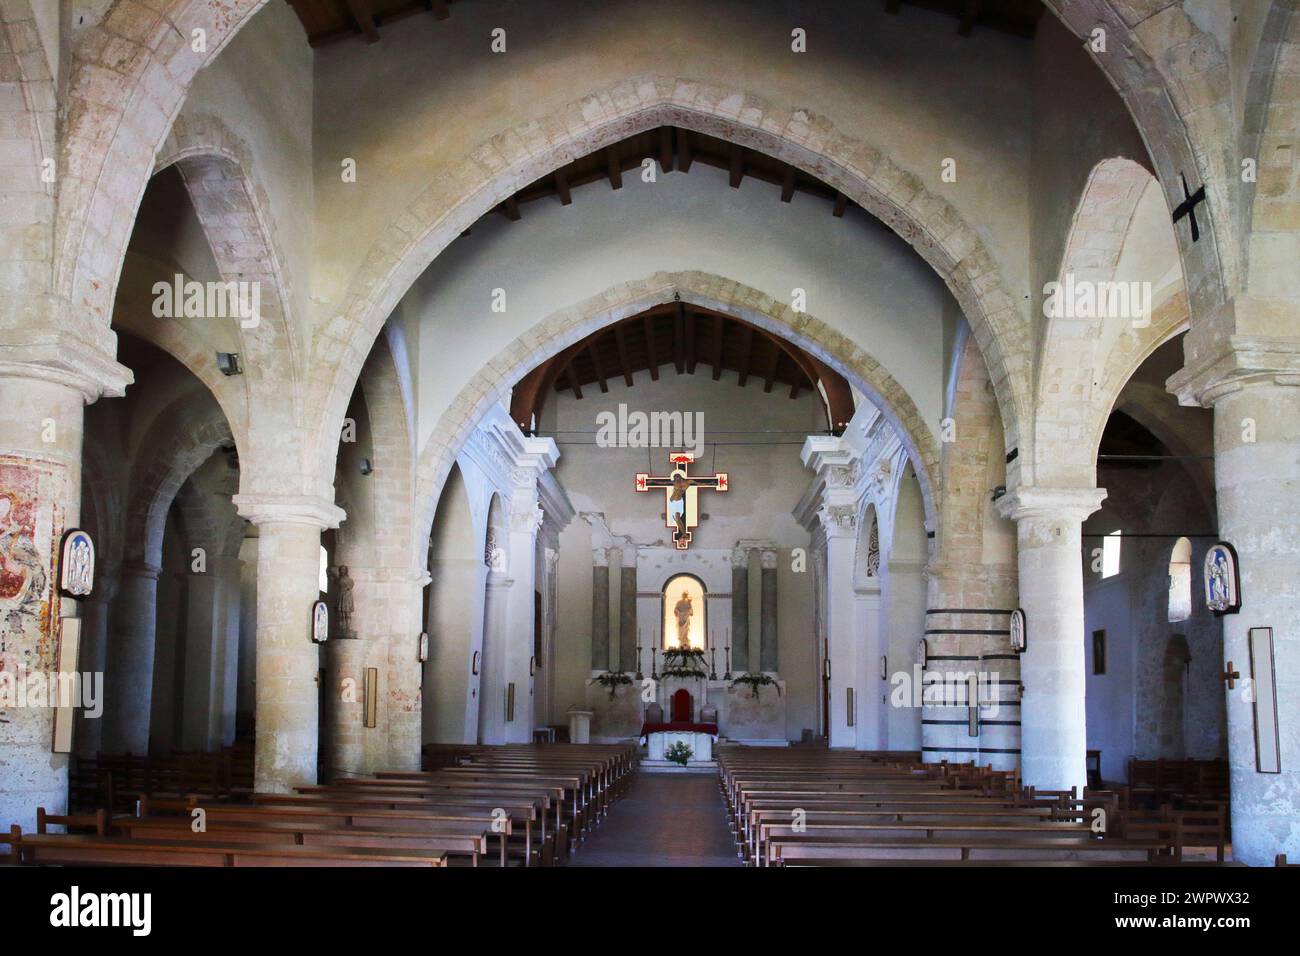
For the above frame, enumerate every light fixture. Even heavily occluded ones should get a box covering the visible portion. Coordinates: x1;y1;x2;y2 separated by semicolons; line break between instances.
216;352;242;376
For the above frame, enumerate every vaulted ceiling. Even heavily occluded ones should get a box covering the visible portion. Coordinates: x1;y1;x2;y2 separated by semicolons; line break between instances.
287;0;1044;48
509;303;856;436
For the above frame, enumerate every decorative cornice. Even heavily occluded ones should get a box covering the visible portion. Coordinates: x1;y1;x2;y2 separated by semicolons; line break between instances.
1167;334;1300;407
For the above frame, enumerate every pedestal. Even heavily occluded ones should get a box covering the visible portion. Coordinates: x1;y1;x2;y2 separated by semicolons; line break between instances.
568;709;593;744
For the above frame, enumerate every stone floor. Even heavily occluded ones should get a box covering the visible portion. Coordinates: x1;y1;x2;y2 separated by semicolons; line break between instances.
569;770;742;867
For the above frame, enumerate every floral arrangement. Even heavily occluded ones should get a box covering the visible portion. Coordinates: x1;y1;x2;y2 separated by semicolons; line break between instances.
593;671;633;699
660;647;708;680
664;741;694;767
730;672;781;699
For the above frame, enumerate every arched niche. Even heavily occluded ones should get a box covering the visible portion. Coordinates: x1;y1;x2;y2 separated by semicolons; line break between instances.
662;574;707;651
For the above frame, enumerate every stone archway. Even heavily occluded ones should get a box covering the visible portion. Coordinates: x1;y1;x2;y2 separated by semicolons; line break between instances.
309;77;1032;490
411;272;944;547
1040;1;1235;313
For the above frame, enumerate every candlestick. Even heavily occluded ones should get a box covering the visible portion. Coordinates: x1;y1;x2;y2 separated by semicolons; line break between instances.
650;646;658;681
709;647;718;681
635;642;644;681
724;644;732;680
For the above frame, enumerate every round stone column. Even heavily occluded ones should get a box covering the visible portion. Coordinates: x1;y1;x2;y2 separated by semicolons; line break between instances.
324;635;366;780
995;486;1106;795
1168;305;1300;866
1208;383;1300;865
0;344;130;833
759;549;779;673
103;560;161;753
233;494;344;793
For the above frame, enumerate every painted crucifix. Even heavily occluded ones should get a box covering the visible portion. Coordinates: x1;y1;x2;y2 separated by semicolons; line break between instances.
635;452;728;550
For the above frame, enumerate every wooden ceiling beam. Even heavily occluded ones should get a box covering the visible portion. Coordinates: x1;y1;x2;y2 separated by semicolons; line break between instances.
807;355;857;433
737;326;754;386
606;147;623;190
672;303;685;374
958;0;981;36
678;129;693;173
832;192;848;218
684;308;697;374
780;168;795;203
658;127;674;174
587;342;609;392
711;314;725;380
428;0;450;20
643;314;660;381
503;195;520;222
344;0;380;43
729;147;744;189
761;341;780;393
555;169;572;206
614;325;635;387
565;364;584;401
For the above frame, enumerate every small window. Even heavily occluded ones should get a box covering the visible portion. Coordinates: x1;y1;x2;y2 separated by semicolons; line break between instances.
1167;536;1192;623
1092;630;1107;675
1101;530;1122;579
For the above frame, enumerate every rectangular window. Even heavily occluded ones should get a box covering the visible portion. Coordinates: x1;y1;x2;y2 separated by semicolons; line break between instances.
1101;530;1122;578
1092;630;1107;675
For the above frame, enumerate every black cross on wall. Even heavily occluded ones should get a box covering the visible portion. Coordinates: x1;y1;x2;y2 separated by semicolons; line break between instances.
1172;172;1207;243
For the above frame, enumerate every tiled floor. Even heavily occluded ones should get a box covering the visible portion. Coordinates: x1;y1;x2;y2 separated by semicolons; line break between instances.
569;770;743;867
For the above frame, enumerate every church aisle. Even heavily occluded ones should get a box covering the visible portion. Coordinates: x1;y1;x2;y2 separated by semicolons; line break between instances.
569;770;742;867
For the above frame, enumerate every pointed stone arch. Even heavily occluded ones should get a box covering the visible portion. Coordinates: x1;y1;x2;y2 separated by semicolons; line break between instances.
310;76;1030;492
412;272;943;545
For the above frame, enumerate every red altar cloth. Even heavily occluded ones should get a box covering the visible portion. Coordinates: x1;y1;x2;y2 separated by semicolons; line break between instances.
639;722;718;737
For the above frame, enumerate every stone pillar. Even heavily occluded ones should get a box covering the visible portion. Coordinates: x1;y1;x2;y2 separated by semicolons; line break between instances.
590;548;610;671
501;504;541;743
233;494;344;793
0;346;130;833
1169;310;1300;866
759;549;779;673
730;548;750;673
75;572;117;758
324;636;365;780
386;569;430;769
103;561;161;753
854;582;885;750
478;569;512;743
179;555;241;751
995;486;1105;795
618;548;637;673
818;511;857;747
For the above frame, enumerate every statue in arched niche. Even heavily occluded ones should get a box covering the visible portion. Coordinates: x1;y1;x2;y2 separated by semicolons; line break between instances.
673;590;693;647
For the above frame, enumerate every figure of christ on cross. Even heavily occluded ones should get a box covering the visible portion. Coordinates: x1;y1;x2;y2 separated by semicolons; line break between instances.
635;452;729;550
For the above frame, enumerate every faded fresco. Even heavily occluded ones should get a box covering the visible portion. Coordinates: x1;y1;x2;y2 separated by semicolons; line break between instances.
0;456;65;678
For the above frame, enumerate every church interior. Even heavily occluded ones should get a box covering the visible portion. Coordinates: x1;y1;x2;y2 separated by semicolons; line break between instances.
1;0;1298;893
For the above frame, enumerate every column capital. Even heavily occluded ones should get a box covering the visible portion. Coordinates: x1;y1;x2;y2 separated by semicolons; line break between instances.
1167;297;1300;407
121;560;162;581
994;486;1107;525
816;504;857;540
760;548;780;568
592;548;610;568
233;493;345;529
0;332;134;403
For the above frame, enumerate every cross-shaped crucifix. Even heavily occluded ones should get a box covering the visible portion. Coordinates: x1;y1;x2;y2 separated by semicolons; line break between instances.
1221;661;1240;690
1172;172;1207;243
635;452;728;550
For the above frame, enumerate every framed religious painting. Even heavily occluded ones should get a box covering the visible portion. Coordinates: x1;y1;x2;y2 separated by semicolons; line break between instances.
1204;542;1241;615
1009;608;1027;653
311;599;329;643
58;528;95;600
